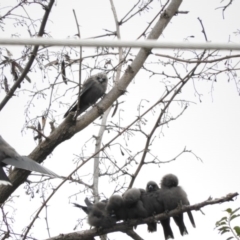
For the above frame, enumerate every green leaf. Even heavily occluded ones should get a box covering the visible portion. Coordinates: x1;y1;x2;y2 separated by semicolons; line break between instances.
234;226;240;236
216;217;228;226
215;221;227;228
220;229;230;235
218;226;230;231
226;237;234;240
225;208;233;214
230;214;240;221
217;226;231;235
231;207;240;215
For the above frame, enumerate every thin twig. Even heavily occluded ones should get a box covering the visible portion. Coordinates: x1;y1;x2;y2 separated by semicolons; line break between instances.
0;0;55;111
72;9;82;119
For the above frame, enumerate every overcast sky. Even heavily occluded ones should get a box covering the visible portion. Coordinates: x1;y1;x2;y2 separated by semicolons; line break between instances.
0;0;240;240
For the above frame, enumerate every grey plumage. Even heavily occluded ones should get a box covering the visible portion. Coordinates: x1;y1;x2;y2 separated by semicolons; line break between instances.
107;190;150;222
122;186;173;239
106;194;127;220
161;174;178;188
161;174;196;236
145;181;159;232
145;181;174;239
63;72;108;118
146;180;159;193
0;135;59;185
74;199;116;228
122;188;148;219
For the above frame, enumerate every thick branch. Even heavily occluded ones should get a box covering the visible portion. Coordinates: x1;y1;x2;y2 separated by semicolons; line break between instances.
45;192;239;240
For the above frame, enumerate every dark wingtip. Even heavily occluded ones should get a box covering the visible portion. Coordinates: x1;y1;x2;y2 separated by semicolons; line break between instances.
72;203;89;214
187;210;196;228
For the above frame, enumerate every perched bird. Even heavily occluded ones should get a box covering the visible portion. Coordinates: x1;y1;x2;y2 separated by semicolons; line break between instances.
0;135;59;185
161;174;196;236
73;199;116;228
106;194;127;221
63;72;108;118
122;188;148;219
146;181;174;239
145;181;159;232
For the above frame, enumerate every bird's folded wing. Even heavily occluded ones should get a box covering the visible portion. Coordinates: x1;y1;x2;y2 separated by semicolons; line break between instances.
80;79;95;96
2;156;59;178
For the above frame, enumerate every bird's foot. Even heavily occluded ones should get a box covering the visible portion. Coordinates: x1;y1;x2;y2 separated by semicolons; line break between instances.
95;104;104;116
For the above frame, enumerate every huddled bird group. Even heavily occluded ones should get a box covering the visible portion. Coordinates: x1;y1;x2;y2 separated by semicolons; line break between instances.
74;174;196;239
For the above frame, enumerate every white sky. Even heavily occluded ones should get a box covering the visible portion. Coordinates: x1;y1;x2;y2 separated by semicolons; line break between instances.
0;0;240;239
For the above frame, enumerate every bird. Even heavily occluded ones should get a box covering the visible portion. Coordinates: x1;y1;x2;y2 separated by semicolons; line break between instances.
63;72;108;118
122;188;148;220
106;194;127;221
146;180;159;192
145;181;159;232
161;174;196;236
145;180;174;239
73;199;116;228
0;135;59;185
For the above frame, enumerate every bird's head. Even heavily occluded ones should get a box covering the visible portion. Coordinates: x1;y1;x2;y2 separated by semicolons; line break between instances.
160;174;179;188
96;72;108;84
146;181;159;192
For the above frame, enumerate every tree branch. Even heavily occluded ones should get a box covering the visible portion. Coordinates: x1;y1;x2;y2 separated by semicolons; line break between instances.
45;192;239;240
0;0;55;111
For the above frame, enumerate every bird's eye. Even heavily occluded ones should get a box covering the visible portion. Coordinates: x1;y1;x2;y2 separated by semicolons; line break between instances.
98;77;106;83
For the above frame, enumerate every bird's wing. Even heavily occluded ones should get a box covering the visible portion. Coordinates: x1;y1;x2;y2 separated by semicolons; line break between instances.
63;80;95;118
2;156;59;178
80;79;96;96
0;138;20;159
73;203;90;214
0;167;11;185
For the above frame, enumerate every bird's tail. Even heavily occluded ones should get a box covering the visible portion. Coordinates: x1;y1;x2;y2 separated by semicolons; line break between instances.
187;210;196;228
2;156;59;178
73;203;89;214
160;219;174;239
147;222;157;233
173;215;188;236
63;100;77;118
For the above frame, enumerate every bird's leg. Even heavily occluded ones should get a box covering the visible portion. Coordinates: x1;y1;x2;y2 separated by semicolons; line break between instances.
96;226;103;233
